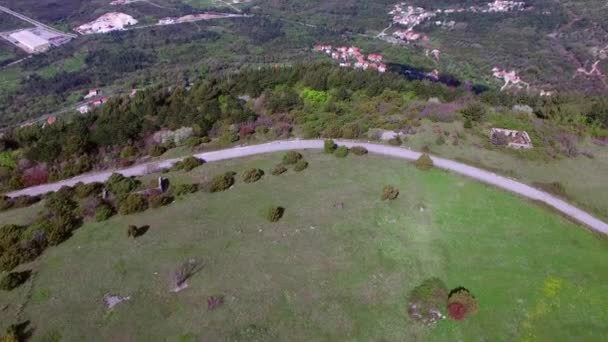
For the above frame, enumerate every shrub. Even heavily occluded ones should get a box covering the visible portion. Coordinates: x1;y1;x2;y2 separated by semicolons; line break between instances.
118;194;148;215
0;196;13;211
381;186;399;200
460;102;485;123
334;146;349;158
447;287;478;320
185;136;203;148
241;168;264;183
415;153;434;171
95;203;114;222
407;277;448;325
351;146;368;155
106;173;140;195
127;225;138;238
74;182;103;199
282;151;303;165
12;195;40;208
324;139;337;154
149;145;167;157
293;160;309;172
120;146;138;159
436;135;446;145
200;136;211;143
148;193;173;208
0;271;31;291
0;224;25;253
388;136;402;146
266;206;285;222
173;156;205;172
173;183;199;196
202;173;235;193
271;164;287;175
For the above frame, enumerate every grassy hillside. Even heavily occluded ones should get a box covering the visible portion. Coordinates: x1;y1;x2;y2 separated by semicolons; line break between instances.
1;151;607;341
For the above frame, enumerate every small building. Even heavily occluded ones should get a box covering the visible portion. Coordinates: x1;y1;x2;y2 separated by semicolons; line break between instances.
84;89;101;100
77;104;90;114
490;128;533;149
9;30;51;53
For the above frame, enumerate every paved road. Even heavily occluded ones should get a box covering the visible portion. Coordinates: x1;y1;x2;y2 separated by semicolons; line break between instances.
6;139;608;235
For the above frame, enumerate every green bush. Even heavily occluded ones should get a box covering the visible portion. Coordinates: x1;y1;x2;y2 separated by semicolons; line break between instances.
120;145;138;159
282;151;303;165
202;173;235;193
173;183;199;196
173;156;205;172
0;224;25;252
185;137;203;148
95;203;114;222
118;194;148;215
0;271;31;291
266;206;285;222
74;182;103;199
0;196;13;211
200;136;211;143
149;145;167;157
388;136;402;146
436;136;446;145
324;139;337;154
381;186;399;200
351;146;368;155
407;277;448;325
293;160;309;172
148;193;173;208
460;102;485;123
334;146;349;158
106;173;140;195
271;164;288;175
415;153;434;171
11;195;40;209
241;168;264;183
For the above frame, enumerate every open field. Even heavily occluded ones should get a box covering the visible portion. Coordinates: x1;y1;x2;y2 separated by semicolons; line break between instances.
2;151;607;341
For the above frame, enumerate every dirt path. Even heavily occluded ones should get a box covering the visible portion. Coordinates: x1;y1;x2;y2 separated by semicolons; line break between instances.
5;139;608;235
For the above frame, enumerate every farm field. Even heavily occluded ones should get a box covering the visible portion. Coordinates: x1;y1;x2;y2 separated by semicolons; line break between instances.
1;151;607;341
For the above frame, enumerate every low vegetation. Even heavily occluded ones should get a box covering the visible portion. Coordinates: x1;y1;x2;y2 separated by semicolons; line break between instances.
381;185;399;201
271;164;288;175
415;154;434;171
241;168;264;183
202;173;235;193
293;160;309;172
266;206;285;222
282;151;303;165
350;146;368;155
334;146;349;158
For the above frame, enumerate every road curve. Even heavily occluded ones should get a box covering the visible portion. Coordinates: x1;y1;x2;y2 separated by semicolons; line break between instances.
6;139;608;235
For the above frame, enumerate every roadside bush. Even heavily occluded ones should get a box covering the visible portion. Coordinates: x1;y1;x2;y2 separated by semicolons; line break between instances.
12;195;40;209
324;139;337;154
74;182;103;199
415;153;434;171
172;156;205;172
118;194;148;215
282;151;303;165
388;136;402;146
334;146;349;158
293;160;309;172
533;181;569;199
447;287;478;320
173;183;199;196
149;145;167;157
148;193;173;208
241;168;264;183
185;137;203;148
95;203;114;222
381;186;399;201
0;271;31;291
106;173;140;195
0;196;12;211
271;164;287;175
266;206;285;222
120;146;138;159
351;146;368;155
202;173;235;193
407;277;448;325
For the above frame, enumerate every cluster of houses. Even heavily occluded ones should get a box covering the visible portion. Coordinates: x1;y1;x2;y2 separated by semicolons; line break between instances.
313;45;387;73
388;1;527;43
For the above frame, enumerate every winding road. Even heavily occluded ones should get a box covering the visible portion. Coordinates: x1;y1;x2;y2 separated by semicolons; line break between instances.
5;139;608;235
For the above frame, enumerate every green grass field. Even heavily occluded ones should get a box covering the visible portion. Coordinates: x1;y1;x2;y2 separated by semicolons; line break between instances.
1;151;607;341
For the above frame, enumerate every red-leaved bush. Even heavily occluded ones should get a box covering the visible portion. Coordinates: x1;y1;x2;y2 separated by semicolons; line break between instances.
447;302;467;320
22;164;49;187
